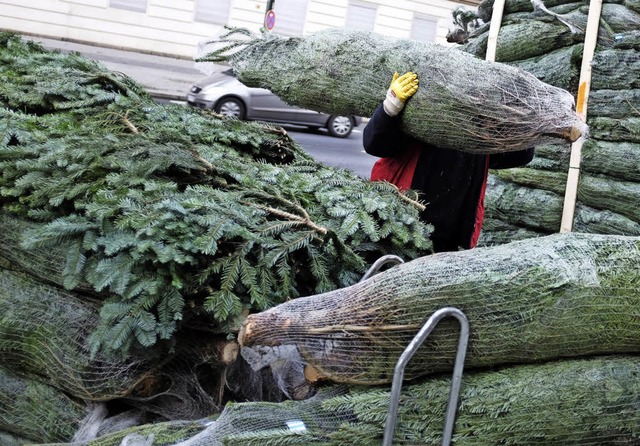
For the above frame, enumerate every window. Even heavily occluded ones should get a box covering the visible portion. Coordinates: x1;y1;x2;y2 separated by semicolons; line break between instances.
195;0;232;25
411;14;438;42
109;0;147;13
273;0;308;36
345;1;377;31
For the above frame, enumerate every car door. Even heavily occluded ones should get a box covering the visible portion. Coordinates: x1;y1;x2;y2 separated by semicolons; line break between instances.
247;87;302;123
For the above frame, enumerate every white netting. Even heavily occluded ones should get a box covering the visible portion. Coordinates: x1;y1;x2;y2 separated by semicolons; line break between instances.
0;263;227;438
0;267;156;400
0;366;86;443
170;385;352;446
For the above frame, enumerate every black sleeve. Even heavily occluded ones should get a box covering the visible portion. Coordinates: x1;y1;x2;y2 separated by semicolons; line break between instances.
489;147;535;169
362;104;409;158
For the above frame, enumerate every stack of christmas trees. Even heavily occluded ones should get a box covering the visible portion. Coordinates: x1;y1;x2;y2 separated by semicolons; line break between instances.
2;3;640;441
0;33;432;443
458;0;640;245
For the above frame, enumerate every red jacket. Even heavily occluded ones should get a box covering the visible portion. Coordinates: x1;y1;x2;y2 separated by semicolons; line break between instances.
364;105;534;253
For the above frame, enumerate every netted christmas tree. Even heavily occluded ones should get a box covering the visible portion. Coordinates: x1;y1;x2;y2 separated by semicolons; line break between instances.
197;26;586;154
139;355;640;446
238;232;640;386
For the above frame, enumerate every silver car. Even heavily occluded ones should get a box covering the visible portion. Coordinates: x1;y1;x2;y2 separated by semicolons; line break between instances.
187;68;362;138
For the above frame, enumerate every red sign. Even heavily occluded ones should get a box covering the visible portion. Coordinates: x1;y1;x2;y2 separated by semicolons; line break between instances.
265;9;276;31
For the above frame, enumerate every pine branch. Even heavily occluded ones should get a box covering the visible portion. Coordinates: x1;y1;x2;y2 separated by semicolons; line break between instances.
0;36;433;354
248;201;328;236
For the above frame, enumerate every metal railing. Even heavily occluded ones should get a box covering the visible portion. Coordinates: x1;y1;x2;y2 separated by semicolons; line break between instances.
383;307;470;446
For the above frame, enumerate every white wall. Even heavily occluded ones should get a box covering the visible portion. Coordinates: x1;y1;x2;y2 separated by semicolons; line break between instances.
268;0;476;43
0;0;478;59
0;0;217;57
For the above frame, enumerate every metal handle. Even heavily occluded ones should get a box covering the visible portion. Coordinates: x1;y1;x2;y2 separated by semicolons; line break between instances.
359;255;404;282
383;307;470;446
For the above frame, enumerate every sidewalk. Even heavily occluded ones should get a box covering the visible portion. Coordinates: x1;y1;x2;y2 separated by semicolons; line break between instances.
23;35;219;101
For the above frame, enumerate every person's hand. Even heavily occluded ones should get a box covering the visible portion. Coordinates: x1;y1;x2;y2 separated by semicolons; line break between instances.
383;71;419;117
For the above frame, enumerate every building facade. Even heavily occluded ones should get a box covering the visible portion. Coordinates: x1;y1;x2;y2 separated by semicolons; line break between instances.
0;0;480;59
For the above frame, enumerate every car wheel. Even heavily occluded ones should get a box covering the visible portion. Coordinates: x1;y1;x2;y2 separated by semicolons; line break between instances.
327;115;354;138
214;97;245;119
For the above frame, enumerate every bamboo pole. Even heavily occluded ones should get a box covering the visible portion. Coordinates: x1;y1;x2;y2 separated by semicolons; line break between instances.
485;0;506;62
560;0;603;233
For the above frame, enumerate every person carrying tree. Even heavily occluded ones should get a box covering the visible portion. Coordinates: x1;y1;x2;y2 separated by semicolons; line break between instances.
363;71;535;253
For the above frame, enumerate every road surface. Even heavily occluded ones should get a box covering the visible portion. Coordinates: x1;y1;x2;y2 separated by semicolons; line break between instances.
283;124;375;179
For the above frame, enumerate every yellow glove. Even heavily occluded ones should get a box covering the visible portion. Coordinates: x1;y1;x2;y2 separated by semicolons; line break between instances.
383;71;419;117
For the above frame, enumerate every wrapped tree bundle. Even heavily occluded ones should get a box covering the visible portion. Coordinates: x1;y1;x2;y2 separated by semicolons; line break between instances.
509;148;640;235
453;0;640;244
572;204;640;235
484;175;565;232
0;212;97;293
485;182;640;236
0;366;86;444
109;356;640;446
580;140;640;181
38;418;213;446
592;48;640;89
509;43;583;91
588;116;640;142
198;27;585;154
533;140;640;182
0;267;164;401
589;89;640;119
478;0;640;39
238;233;640;386
474;218;544;245
463;20;583;63
485;185;640;236
0;229;240;421
494;167;640;222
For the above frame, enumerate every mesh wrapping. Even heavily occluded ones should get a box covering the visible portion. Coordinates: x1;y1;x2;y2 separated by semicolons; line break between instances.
0;267;159;400
0;366;86;444
43;418;214;446
113;356;640;445
460;0;640;243
199;27;586;154
239;233;640;385
171;386;352;446
0;264;230;421
0;212;95;292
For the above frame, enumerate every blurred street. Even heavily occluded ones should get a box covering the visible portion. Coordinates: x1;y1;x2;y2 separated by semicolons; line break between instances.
22;34;375;178
25;35;212;101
